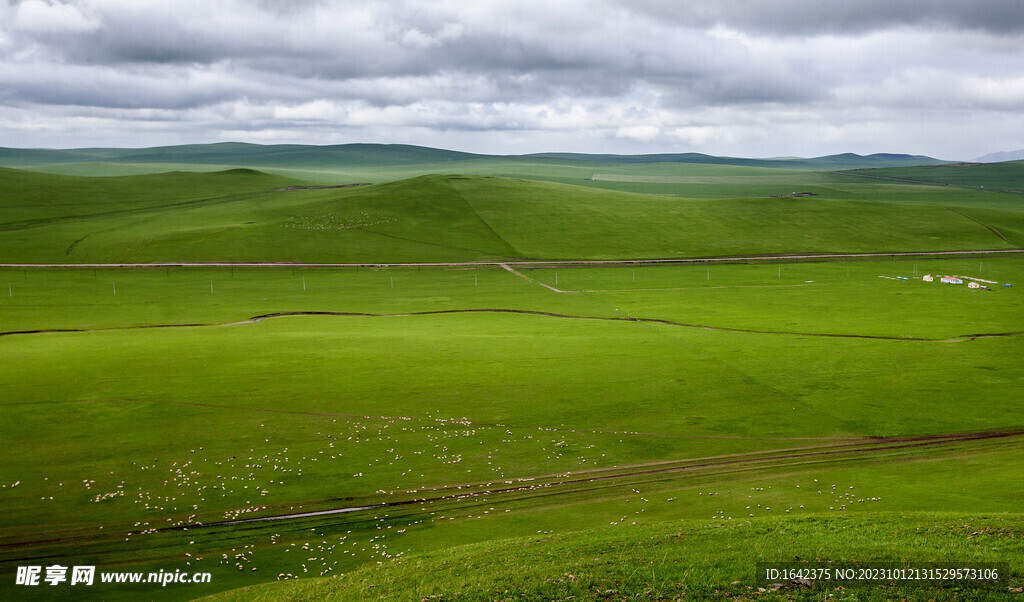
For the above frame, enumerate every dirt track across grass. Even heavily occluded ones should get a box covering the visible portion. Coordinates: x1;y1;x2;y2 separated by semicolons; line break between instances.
2;248;1023;270
202;427;1024;527
3;427;1018;547
3;308;1021;343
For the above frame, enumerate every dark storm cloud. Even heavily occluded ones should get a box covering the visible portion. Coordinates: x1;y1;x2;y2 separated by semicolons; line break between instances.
0;64;260;109
626;0;1024;35
24;6;319;66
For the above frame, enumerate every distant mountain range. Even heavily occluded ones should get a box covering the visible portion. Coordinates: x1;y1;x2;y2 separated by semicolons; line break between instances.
975;149;1024;163
0;142;949;171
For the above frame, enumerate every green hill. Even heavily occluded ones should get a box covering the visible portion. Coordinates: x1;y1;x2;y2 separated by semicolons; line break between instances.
1;171;1021;263
0;166;295;227
0;143;484;170
1;144;1021;602
0;142;945;172
442;175;1022;258
528;151;945;170
843;161;1024;192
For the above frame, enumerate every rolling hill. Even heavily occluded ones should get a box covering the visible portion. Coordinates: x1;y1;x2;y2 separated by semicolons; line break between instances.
0;142;947;172
0;146;1022;601
0;142;484;169
842;160;1024;193
1;170;1021;264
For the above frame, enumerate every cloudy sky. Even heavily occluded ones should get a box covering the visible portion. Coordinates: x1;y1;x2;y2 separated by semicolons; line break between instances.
1;0;1023;159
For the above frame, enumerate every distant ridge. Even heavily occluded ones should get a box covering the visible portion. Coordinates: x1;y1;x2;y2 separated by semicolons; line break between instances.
0;143;484;169
527;151;943;169
0;143;946;171
976;149;1024;163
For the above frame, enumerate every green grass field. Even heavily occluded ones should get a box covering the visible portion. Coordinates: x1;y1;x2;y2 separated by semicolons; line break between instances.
0;146;1022;600
845;161;1024;192
2;169;1023;264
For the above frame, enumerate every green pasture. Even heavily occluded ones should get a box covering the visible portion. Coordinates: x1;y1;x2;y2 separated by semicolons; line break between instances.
848;161;1024;191
0;259;1022;599
443;176;1022;258
0;167;294;225
6;143;1019;203
3;436;1022;599
1;152;1022;600
2;171;1023;264
210;512;1024;601
1;256;1022;337
526;257;1024;338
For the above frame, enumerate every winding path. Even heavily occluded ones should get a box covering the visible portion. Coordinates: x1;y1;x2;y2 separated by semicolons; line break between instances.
2;308;1020;343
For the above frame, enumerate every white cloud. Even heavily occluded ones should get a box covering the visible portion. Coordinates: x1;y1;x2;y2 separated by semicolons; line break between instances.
271;100;347;122
615;125;660;142
15;0;100;33
0;0;1023;157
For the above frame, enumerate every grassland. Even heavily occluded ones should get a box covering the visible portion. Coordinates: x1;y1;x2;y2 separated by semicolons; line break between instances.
1;257;1022;600
0;147;1022;600
213;513;1024;601
2;169;1023;264
845;161;1024;192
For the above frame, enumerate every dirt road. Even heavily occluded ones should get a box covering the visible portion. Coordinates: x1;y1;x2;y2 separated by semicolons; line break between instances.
2;248;1022;270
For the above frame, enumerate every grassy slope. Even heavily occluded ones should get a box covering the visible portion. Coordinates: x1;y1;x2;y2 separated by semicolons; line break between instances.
209;514;1024;601
0;142;485;169
0;143;942;171
0;261;1020;601
1;170;1021;263
0;258;1019;338
20;158;988;199
0;172;526;263
845;161;1024;191
450;177;1022;258
0;166;296;225
0;150;1021;600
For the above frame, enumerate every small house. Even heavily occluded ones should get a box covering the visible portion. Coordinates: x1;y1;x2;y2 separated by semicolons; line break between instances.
922;274;934;282
968;281;981;289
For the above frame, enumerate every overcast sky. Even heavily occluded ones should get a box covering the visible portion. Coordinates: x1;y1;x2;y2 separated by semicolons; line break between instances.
1;0;1023;159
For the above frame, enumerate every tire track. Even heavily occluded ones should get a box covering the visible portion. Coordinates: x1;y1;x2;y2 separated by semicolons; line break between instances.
204;427;1024;527
443;178;525;259
3;428;1017;548
64;234;89;256
499;263;565;292
946;207;1013;244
